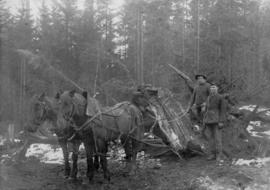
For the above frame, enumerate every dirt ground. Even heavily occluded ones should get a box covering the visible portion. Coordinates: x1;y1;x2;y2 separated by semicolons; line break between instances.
1;152;270;190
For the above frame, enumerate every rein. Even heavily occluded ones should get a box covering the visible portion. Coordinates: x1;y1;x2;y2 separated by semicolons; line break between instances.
69;102;129;133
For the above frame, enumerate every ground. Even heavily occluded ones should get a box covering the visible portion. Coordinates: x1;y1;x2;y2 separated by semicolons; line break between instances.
1;153;270;190
1;104;270;190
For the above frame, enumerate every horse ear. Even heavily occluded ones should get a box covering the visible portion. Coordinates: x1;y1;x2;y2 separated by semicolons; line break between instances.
69;90;76;97
38;93;45;101
82;91;88;99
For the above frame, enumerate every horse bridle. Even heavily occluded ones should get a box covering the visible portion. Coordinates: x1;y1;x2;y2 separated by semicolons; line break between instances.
62;101;75;123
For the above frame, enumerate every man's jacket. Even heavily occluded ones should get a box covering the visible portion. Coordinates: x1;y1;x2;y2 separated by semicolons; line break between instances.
189;83;211;107
203;93;227;124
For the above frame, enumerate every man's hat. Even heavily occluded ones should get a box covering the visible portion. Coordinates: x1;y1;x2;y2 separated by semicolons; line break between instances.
195;74;207;80
132;91;144;96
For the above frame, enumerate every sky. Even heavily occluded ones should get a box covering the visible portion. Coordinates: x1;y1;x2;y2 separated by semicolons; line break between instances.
5;0;124;17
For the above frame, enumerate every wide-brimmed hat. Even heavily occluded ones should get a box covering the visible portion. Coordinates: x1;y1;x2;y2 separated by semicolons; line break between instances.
195;74;207;80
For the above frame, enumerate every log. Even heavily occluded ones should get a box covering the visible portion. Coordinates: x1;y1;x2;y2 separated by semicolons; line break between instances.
167;64;194;92
143;88;207;156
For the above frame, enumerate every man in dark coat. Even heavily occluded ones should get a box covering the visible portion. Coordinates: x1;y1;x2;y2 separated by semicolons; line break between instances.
203;84;227;161
188;74;211;122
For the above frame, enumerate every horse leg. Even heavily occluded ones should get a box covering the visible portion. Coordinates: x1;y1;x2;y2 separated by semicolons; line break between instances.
70;140;80;180
94;155;100;171
83;141;95;182
129;140;138;175
122;137;133;173
98;140;110;181
59;140;70;178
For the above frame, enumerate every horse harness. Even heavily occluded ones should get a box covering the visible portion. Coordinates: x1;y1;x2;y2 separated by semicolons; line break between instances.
65;102;142;157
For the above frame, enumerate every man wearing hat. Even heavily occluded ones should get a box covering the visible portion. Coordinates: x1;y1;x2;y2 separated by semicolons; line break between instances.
131;89;150;113
203;83;227;161
188;74;211;122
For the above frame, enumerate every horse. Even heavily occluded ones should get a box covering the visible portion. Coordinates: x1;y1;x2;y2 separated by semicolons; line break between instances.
58;90;144;182
22;93;100;179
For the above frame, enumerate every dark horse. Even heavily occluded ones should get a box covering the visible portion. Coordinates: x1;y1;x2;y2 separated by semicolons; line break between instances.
58;90;144;181
23;93;99;179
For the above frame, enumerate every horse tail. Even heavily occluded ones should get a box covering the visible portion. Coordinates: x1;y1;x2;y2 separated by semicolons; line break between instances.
128;104;142;135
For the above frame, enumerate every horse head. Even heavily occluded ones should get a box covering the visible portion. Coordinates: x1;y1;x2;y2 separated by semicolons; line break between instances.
31;92;61;125
30;93;50;123
58;90;88;122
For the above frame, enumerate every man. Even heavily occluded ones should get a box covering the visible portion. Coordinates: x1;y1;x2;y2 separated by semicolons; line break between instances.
188;74;211;122
203;83;227;161
131;91;148;112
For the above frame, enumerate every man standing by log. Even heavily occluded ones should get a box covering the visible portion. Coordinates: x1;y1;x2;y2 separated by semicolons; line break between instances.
188;74;210;123
203;83;227;161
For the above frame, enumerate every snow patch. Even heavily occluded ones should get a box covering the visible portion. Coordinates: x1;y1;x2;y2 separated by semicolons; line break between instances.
239;105;268;112
247;123;270;139
239;105;257;111
249;121;262;127
233;157;270;168
26;144;63;164
247;125;262;138
239;105;270;117
14;139;21;143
